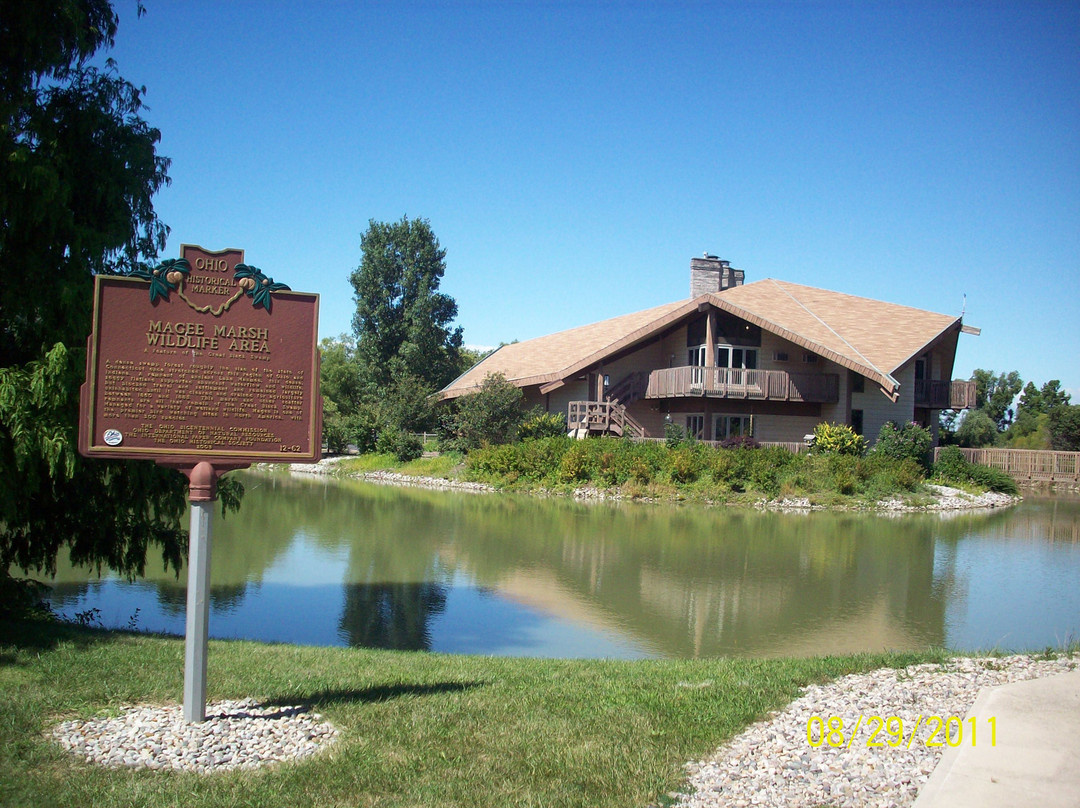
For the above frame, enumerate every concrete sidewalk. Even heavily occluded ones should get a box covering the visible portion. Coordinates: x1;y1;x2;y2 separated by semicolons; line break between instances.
913;668;1080;808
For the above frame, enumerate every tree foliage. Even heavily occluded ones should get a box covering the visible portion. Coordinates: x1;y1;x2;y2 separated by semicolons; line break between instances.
1008;379;1071;447
869;421;934;470
954;409;998;448
0;1;238;580
321;217;466;452
441;373;525;451
972;369;1023;431
349;216;463;391
1048;406;1080;452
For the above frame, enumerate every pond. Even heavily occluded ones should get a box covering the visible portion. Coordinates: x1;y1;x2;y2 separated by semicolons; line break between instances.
29;472;1080;659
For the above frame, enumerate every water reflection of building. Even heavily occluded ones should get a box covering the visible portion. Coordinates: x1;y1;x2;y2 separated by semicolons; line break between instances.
454;506;952;657
34;475;1079;658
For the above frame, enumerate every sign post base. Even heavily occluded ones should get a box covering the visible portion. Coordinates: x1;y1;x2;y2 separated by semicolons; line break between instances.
176;462;246;723
183;496;212;723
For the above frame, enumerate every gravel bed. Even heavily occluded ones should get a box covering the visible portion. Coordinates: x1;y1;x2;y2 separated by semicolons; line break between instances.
355;469;495;493
674;654;1077;808
51;698;338;773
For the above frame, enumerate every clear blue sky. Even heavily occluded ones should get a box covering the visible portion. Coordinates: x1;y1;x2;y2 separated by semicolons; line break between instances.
104;1;1079;396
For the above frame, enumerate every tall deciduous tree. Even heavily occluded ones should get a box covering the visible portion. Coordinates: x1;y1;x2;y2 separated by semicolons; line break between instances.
349;216;464;391
972;369;1023;431
1;0;238;582
1009;379;1072;445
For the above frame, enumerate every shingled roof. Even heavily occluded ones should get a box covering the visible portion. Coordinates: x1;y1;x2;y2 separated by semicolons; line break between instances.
706;280;963;396
438;279;964;400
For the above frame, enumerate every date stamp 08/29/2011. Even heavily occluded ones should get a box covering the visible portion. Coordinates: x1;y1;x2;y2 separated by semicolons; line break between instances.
807;715;997;749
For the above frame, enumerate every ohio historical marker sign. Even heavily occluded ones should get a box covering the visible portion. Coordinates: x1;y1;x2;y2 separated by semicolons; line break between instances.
79;244;321;464
78;244;320;723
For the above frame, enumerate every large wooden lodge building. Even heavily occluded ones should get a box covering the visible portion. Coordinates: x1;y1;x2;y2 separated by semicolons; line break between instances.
438;255;978;445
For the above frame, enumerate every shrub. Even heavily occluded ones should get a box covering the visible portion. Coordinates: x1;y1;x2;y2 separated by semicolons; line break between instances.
965;464;1019;496
720;435;760;450
932;445;1018;495
667;447;701;484
863;455;925;492
709;450;736;486
443;372;525;451
517;436;572;481
871;421;934;469
955;409;998;448
518;409;567;440
810;422;867;457
664;422;688;447
558;441;594;483
467;443;525;481
932;445;969;480
726;445;796;495
376;428;423;462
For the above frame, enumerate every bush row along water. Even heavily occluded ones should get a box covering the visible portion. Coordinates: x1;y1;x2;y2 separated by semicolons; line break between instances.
465;429;1018;502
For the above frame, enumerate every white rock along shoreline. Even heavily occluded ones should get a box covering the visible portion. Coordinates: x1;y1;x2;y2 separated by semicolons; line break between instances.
282;455;1019;512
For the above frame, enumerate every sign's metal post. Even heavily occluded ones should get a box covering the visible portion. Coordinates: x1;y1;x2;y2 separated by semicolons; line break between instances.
183;502;211;722
183;462;217;723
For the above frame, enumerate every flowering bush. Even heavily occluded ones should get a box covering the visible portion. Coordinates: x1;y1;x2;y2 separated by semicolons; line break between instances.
809;422;867;457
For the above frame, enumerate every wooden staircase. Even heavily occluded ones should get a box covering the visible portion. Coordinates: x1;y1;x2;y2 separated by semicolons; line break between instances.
567;400;646;439
606;371;648;407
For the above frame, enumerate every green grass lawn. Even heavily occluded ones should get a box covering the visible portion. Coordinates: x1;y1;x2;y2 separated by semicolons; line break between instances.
0;617;954;808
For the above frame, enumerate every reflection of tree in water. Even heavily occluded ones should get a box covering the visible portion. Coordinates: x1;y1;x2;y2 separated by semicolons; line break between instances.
151;583;250;617
337;582;447;650
334;483;454;651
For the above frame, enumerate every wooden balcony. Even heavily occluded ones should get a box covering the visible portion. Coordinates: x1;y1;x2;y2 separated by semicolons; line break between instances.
645;367;839;403
914;379;977;409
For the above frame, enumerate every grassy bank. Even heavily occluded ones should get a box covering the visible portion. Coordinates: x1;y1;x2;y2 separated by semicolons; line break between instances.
0;617;954;808
329;437;1017;507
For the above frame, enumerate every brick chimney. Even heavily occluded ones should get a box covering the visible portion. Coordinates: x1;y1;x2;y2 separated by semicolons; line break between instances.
690;254;744;297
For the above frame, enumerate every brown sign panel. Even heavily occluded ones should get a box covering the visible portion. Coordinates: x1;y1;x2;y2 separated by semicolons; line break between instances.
79;245;321;465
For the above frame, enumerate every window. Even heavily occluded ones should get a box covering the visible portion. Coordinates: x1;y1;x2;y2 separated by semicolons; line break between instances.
802;352;818;364
773;351;789;362
716;345;758;369
715;414;752;440
851;409;864;436
850;372;865;393
686;316;707;347
685;414;705;440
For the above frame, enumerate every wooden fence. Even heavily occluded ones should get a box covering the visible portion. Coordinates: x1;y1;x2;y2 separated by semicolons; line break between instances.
936;447;1080;484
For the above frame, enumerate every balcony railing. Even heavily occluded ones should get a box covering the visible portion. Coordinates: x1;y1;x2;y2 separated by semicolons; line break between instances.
645;366;839;403
914;379;977;409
